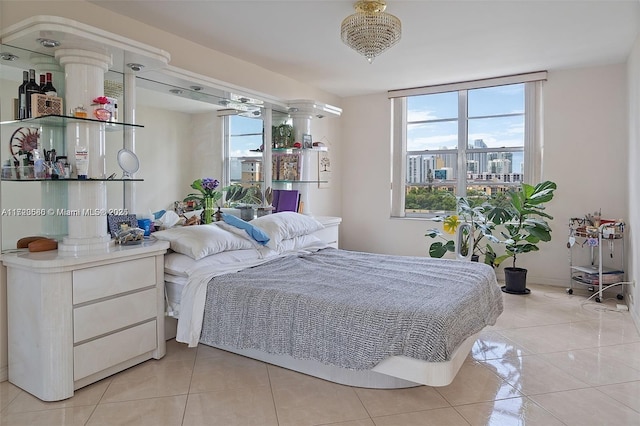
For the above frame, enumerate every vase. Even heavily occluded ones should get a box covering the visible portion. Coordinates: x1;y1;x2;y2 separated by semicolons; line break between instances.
502;267;530;295
203;196;214;224
257;206;273;217
239;205;254;221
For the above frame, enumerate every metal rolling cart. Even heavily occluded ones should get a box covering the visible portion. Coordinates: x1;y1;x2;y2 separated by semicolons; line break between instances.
568;218;626;303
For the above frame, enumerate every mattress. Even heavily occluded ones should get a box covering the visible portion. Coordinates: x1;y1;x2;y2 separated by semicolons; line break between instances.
164;273;187;317
198;248;503;370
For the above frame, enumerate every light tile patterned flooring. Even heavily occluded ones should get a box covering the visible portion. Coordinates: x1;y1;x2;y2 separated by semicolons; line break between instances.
1;283;640;425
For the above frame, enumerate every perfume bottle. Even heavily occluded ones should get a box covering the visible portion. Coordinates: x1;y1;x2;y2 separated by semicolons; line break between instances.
93;106;111;121
73;105;88;118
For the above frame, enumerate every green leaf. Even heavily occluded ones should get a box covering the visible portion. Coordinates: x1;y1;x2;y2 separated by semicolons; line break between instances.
487;207;511;224
493;253;512;267
429;241;455;258
484;245;496;267
429;242;450;258
425;229;442;238
525;226;550;242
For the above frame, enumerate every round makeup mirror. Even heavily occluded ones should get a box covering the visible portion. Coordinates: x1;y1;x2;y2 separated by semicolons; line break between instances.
117;148;139;179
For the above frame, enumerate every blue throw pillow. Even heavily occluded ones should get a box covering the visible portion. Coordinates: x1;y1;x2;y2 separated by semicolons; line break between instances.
221;213;270;245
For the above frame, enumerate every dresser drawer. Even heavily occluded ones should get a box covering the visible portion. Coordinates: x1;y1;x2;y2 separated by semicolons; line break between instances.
74;320;157;381
312;225;339;248
73;257;156;304
73;288;157;343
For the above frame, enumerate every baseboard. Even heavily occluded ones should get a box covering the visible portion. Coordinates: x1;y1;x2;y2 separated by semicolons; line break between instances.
519;276;569;288
0;365;7;382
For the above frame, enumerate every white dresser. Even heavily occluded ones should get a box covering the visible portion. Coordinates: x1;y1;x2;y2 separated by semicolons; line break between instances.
313;216;342;248
2;240;169;401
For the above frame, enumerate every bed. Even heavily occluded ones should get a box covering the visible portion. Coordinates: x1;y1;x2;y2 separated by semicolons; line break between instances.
156;212;503;389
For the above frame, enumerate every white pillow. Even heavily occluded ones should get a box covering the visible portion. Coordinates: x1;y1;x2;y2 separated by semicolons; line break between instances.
251;212;324;249
164;249;263;277
276;234;327;254
153;223;254;260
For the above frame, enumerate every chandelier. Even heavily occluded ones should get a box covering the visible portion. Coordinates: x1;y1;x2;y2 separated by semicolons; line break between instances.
340;0;402;63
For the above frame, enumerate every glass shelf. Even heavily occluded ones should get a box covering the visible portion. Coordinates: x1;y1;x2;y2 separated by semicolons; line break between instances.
272;147;328;153
273;180;328;184
230;179;328;184
0;114;144;130
2;178;143;182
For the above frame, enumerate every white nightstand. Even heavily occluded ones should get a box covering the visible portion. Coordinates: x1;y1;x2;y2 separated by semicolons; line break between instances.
2;240;169;401
313;216;342;248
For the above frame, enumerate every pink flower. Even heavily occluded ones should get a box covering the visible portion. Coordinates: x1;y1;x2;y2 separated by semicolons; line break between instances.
92;96;110;105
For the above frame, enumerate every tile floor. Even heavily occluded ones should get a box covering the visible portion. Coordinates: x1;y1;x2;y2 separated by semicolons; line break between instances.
1;283;640;425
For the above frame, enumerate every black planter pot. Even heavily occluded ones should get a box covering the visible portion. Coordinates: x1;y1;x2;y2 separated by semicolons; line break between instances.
471;254;479;262
502;267;530;295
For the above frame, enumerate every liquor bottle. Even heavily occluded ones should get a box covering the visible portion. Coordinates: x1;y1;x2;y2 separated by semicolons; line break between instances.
18;70;28;119
39;74;46;92
24;69;41;118
42;73;57;96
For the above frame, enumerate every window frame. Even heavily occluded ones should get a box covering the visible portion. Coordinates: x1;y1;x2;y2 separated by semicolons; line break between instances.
390;72;546;218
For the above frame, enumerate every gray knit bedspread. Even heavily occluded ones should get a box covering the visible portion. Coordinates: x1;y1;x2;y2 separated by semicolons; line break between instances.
199;248;503;370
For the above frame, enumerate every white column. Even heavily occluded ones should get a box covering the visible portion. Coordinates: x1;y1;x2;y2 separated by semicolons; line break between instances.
55;49;113;251
290;111;313;215
263;107;273;199
123;71;137;213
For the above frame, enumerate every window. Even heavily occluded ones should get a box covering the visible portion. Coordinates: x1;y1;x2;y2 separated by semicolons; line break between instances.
390;72;546;217
225;114;263;186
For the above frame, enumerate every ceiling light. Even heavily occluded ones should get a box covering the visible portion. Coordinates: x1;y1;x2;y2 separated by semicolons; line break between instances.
37;38;61;48
341;0;401;63
126;63;144;72
190;85;203;91
169;88;183;95
0;52;19;61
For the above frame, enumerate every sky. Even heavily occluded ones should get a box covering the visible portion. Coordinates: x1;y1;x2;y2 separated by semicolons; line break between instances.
407;83;525;152
229;115;264;158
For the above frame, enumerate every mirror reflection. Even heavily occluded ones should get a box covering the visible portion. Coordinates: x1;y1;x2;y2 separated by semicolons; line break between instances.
0;43;277;250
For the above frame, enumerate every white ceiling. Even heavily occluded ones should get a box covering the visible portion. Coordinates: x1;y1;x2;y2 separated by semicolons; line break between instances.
90;0;639;98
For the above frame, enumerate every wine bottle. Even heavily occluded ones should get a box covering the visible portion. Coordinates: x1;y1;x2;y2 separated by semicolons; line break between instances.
39;74;46;92
18;70;28;119
24;69;41;118
43;73;57;96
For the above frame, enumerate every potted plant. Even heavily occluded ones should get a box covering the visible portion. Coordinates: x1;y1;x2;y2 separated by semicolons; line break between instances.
425;197;496;265
487;180;557;294
256;187;274;217
183;178;222;224
224;185;261;220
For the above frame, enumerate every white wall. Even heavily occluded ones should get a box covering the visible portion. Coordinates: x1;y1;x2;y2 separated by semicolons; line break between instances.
340;64;629;288
627;33;640;327
537;64;628;286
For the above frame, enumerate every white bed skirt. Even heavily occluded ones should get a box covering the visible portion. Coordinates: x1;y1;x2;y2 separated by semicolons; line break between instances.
165;316;475;389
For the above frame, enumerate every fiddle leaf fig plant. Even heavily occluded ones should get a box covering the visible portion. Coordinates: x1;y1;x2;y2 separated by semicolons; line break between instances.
487;180;557;269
